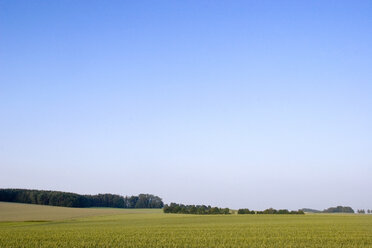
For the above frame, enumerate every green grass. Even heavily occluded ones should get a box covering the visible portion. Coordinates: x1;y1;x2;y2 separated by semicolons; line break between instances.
1;202;372;247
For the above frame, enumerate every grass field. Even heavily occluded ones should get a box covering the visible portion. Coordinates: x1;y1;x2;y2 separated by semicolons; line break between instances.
1;202;372;247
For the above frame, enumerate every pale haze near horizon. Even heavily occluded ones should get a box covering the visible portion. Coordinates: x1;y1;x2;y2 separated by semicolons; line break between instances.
1;0;371;210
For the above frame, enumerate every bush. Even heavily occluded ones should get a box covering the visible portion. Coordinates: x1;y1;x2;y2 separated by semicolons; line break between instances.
163;203;230;215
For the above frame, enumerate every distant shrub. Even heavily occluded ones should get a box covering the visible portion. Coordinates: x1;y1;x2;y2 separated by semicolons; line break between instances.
163;203;230;215
238;208;304;215
237;209;255;214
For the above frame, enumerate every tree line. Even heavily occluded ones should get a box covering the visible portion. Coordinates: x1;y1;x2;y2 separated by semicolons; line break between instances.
300;206;355;213
238;208;304;214
357;209;372;214
163;203;230;214
322;206;354;213
0;188;163;208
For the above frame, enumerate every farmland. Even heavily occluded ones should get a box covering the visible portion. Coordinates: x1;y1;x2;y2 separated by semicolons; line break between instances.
1;202;372;248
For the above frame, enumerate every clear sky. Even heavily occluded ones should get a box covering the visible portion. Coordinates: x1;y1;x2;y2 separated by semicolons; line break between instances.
1;0;371;210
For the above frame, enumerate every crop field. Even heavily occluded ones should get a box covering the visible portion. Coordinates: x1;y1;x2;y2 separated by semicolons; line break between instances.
1;202;372;248
0;202;161;221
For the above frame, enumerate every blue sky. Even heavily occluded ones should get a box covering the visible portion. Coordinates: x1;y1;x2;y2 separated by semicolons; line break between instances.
1;0;371;210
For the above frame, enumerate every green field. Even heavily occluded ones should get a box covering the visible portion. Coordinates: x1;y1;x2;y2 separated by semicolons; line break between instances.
1;202;372;248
